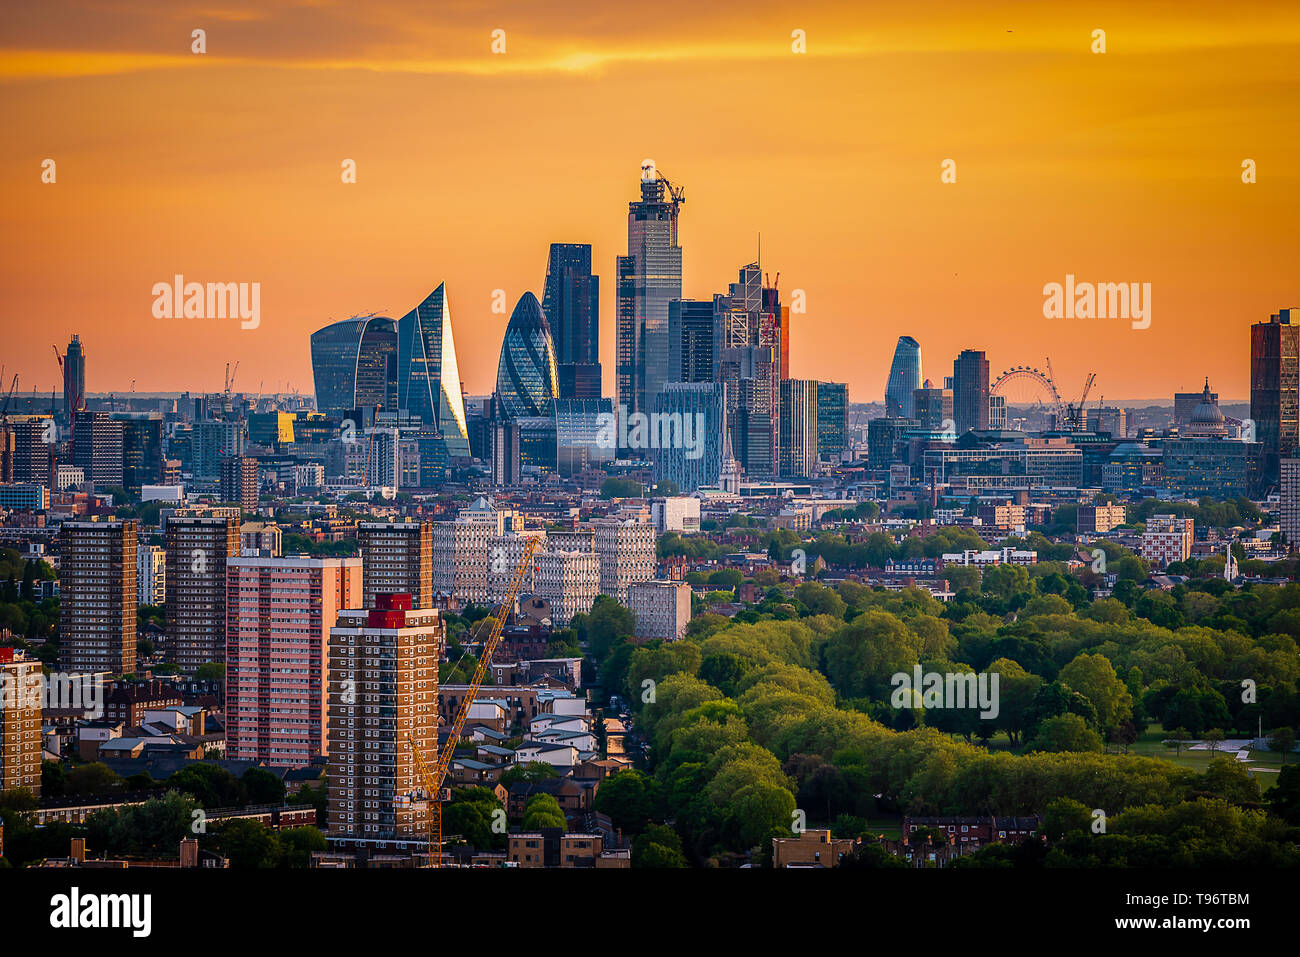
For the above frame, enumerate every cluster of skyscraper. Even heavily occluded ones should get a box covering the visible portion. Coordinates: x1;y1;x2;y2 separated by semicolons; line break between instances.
308;160;850;492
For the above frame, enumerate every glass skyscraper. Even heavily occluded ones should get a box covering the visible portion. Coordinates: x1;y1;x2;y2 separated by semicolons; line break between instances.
617;161;683;443
668;299;716;384
311;282;470;465
310;315;399;418
496;292;560;419
554;397;615;477
396;282;470;459
952;348;991;434
542;243;601;399
885;336;922;418
816;381;849;458
653;381;726;493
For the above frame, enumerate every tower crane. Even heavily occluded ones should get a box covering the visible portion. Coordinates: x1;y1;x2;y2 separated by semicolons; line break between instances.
406;535;541;867
1;374;18;423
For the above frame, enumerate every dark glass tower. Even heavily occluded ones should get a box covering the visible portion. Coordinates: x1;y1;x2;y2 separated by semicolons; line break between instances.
310;316;398;418
495;292;559;418
668;299;715;384
63;334;86;426
952;349;990;434
1250;307;1300;492
542;243;601;399
885;336;922;418
617;161;683;440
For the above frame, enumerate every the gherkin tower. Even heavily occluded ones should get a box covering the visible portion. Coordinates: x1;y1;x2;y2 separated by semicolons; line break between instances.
496;292;559;418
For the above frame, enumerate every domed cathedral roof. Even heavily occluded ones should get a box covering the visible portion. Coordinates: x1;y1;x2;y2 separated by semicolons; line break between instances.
1185;378;1227;436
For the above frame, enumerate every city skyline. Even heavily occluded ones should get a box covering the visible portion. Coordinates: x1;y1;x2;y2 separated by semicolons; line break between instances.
2;1;1297;404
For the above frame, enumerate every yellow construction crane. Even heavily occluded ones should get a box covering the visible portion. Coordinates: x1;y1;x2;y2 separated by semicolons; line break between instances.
407;535;540;867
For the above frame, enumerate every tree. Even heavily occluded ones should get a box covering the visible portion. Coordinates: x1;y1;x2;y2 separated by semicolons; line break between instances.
600;477;643;499
1200;756;1261;804
64;762;124;796
277;826;327;867
1027;714;1104;753
242;767;286;805
212;818;280;868
632;823;688;867
1269;727;1296;765
593;770;662;836
444;787;506;849
584;595;635;662
1041;797;1093;842
1058;653;1133;734
1204;727;1225;753
521;793;566;831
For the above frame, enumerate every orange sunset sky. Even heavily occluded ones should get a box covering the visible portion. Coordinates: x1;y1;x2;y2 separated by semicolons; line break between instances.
1;0;1298;405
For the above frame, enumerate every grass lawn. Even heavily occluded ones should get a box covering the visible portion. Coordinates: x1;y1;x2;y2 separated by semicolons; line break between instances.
1113;722;1293;792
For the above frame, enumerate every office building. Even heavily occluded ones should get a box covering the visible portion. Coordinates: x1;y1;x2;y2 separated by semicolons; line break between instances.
715;263;780;477
396;282;471;461
72;410;124;488
226;555;362;766
165;514;240;673
59;519;138;675
496;292;560;419
326;594;442;847
1077;505;1128;535
193;420;246;482
220;454;259;512
491;417;522;486
116;413;164;493
668;299;715;384
988;394;1007;430
652;381;727;493
1174;389;1217;427
779;379;819;478
542;243;601;400
555;397;615;477
952;350;990;434
912;380;953;432
359;520;433;610
8;418;53;485
616;161;684;444
628;580;692;641
137;543;166;607
0;648;42;796
816;382;849;459
309;315;399;419
1161;382;1253;499
532;548;599;626
885;336;922;418
651;496;701;533
593;519;656;602
867;417;919;469
1250;307;1300;491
